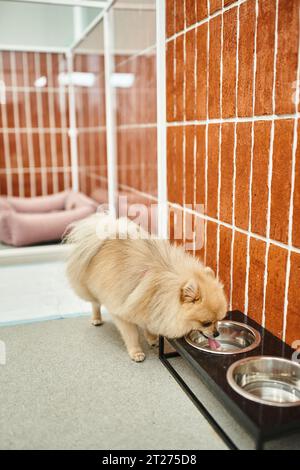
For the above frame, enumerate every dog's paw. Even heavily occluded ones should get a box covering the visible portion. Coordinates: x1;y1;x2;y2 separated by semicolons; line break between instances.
130;351;146;362
91;319;103;326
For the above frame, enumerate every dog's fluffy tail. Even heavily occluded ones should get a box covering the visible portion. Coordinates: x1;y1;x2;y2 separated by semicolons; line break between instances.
65;213;116;280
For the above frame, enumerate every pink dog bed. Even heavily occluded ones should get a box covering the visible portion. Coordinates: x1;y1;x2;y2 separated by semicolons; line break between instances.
0;191;97;247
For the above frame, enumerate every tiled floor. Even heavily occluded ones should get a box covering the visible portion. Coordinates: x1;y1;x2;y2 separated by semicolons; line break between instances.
0;260;91;325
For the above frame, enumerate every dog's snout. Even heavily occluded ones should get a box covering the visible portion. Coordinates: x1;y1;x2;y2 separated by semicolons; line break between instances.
213;331;220;338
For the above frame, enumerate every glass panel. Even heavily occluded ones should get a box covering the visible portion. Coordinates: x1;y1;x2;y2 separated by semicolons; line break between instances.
0;1;105;251
73;21;108;205
0;1;102;49
112;0;157;233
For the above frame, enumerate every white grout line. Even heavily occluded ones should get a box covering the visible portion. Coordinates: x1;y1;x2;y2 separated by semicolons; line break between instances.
261;0;279;329
230;2;240;310
0;52;13;196
0;128;78;133
193;7;198;255
174;35;177;119
282;6;300;343
204;0;210;266
216;0;224;279
3;86;67;93
34;53;47;196
167;112;300;126
168;201;300;255
115;44;157;71
167;0;248;44
173;0;177;120
47;53;59;193
118;182;158;203
244;0;259;316
22;52;36;197
183;3;187;246
59;54;70;190
67;51;79;193
10;52;24;197
193;127;197;255
117;123;157;130
77;55;86;194
0;167;72;174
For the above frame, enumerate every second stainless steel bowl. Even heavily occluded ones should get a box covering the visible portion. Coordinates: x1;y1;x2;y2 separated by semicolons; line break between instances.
227;356;300;407
185;320;261;355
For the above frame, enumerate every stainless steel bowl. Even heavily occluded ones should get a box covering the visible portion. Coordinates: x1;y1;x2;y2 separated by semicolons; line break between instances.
185;320;261;355
227;356;300;407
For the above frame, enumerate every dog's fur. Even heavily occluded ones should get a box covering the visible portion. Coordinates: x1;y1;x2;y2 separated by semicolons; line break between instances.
66;214;227;362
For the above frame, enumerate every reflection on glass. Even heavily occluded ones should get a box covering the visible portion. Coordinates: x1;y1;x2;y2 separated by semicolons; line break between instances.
73;21;108;205
113;0;157;233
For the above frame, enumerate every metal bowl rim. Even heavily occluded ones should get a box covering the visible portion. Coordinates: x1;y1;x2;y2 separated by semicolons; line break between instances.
185;320;261;356
226;355;300;408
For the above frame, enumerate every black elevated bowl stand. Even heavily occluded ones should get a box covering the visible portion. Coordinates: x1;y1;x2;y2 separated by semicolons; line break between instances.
159;310;300;450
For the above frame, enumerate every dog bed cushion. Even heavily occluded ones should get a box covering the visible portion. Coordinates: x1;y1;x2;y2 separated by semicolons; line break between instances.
0;191;97;247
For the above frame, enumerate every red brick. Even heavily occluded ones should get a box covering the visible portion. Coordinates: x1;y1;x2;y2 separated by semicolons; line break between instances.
220;123;235;224
207;124;220;218
175;126;184;206
286;253;300;346
196;23;208;120
292;125;300;248
185;29;196;121
185;0;197;27
166;40;175;122
0;174;8;195
208;16;221;119
235;122;252;230
0;134;5;169
251;121;271;237
222;7;237;118
175;36;184;121
219;225;232;301
167;127;176;203
232;231;248;312
248;237;266;325
265;244;288;339
206;220;218;275
275;0;299;114
255;0;276;115
175;0;185;33
195;125;206;209
166;0;175;38
185;126;195;206
196;0;208;22
270;119;294;244
237;0;256;117
209;0;222;15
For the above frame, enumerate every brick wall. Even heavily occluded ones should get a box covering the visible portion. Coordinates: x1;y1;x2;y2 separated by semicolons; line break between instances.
166;0;300;345
0;51;71;197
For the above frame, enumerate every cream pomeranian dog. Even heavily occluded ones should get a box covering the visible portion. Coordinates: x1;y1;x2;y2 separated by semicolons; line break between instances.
66;214;227;362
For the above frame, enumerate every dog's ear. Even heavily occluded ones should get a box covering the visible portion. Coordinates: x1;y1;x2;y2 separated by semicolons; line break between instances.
204;267;215;278
181;279;201;303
